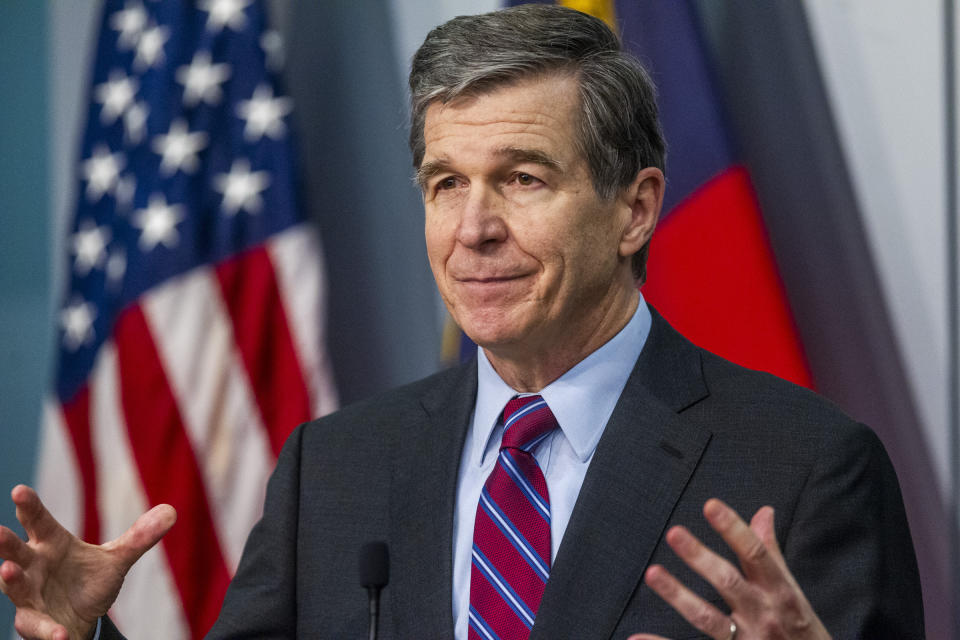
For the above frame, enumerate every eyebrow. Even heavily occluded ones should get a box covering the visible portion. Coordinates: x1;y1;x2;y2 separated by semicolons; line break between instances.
415;159;450;190
496;147;563;173
414;147;564;190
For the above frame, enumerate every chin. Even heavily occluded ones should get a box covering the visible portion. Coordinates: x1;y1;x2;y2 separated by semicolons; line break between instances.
449;299;538;347
460;325;509;349
459;320;528;353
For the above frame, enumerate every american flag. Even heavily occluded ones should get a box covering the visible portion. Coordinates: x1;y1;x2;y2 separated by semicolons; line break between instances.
35;1;337;637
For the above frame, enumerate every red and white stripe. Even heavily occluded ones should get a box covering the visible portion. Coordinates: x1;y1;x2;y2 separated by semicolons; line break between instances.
90;343;189;639
35;225;336;639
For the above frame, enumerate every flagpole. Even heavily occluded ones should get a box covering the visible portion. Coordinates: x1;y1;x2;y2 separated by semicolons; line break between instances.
945;0;960;637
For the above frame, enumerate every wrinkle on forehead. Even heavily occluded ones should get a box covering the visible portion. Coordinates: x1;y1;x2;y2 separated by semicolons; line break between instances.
422;74;580;144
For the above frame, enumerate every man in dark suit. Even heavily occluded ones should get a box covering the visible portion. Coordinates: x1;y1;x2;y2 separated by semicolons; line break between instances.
0;5;921;639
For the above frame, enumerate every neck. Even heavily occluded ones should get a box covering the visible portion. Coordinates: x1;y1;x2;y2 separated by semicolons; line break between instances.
483;290;640;392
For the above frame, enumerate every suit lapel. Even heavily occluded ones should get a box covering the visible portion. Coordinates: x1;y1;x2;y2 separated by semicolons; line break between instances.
531;308;712;640
388;363;477;639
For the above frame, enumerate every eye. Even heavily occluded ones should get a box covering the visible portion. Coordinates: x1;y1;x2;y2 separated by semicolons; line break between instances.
512;172;542;187
518;173;534;185
435;176;460;192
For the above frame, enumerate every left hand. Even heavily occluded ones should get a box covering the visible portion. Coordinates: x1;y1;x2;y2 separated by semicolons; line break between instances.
629;498;831;640
0;485;176;640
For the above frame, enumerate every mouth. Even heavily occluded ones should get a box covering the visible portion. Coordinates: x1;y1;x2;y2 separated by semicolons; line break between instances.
454;270;532;290
460;275;524;283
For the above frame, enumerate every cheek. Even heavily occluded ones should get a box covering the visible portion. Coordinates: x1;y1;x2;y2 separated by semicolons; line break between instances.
424;215;453;272
547;217;619;284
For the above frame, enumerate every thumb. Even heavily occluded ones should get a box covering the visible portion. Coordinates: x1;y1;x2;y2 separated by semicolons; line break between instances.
105;504;177;569
12;485;63;542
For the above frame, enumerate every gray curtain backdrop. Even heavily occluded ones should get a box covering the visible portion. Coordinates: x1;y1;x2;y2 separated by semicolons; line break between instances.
696;2;951;637
283;1;441;404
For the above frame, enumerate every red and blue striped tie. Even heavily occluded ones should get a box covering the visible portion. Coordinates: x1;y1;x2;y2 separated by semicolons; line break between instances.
469;395;557;640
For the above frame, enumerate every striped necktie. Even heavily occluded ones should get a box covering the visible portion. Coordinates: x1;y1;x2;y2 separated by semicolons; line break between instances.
469;395;557;640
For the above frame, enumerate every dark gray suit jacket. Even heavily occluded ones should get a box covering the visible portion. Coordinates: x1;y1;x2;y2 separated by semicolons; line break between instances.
108;307;923;638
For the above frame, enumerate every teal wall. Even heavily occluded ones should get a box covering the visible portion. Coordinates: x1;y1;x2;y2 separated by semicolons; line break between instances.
0;3;51;634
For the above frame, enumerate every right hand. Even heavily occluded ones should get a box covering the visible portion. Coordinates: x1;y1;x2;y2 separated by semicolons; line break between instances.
0;485;176;640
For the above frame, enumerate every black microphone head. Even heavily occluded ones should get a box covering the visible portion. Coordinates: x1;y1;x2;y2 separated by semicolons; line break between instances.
359;541;390;589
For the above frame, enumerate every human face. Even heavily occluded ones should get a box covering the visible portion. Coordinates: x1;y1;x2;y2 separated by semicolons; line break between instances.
420;74;654;373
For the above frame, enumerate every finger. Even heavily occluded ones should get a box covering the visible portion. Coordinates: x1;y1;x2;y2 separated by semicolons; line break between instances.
0;525;33;567
663;525;753;610
749;506;784;564
0;560;34;605
703;498;781;586
643;564;735;640
11;486;61;543
14;608;70;640
748;505;807;594
104;504;176;568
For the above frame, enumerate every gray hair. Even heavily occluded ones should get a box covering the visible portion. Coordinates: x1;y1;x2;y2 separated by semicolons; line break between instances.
408;4;665;281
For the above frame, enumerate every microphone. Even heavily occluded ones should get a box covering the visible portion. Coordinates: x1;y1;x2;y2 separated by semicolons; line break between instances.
359;541;390;640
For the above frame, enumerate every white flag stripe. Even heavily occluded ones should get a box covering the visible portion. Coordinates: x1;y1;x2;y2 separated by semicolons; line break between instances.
90;344;189;640
142;267;273;572
35;399;82;536
267;225;338;417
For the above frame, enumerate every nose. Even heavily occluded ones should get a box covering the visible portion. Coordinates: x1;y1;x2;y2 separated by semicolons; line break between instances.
456;185;507;249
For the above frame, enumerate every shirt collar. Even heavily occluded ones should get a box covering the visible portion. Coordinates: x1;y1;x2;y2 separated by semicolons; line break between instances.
472;295;652;464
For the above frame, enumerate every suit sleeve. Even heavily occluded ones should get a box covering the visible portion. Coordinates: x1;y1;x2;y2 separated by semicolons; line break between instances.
96;617;122;640
205;424;305;639
783;421;923;639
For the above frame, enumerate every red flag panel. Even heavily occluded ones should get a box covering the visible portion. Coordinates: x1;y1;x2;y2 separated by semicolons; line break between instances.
643;167;814;388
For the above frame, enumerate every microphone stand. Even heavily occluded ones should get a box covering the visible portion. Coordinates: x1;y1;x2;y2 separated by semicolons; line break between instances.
359;541;390;640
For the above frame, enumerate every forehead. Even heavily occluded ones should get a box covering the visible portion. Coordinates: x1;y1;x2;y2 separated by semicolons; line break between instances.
421;74;582;165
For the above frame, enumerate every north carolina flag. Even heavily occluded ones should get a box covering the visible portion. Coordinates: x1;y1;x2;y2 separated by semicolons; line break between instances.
507;0;813;388
35;1;337;637
613;0;812;387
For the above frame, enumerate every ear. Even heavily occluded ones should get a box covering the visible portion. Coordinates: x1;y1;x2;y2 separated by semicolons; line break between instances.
618;167;664;259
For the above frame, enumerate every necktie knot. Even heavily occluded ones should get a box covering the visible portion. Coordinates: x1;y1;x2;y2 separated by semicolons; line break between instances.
502;395;557;452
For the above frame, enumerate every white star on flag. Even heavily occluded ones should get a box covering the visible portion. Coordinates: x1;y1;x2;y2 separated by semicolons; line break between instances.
199;0;252;33
60;299;97;351
260;30;284;72
94;70;138;125
124;100;149;145
236;84;293;142
213;158;271;215
133;193;185;251
152;119;209;175
110;0;147;51
81;144;126;202
176;51;232;107
71;220;112;276
134;22;170;71
115;173;137;212
106;247;127;287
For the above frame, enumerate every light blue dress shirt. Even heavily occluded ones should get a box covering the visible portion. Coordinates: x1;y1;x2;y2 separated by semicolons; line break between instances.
452;296;652;639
